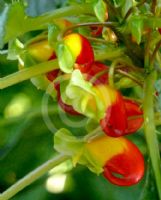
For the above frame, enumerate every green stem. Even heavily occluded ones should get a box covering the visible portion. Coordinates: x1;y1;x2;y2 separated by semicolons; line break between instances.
0;49;125;90
143;71;161;200
0;154;69;200
95;48;125;61
4;4;94;43
150;39;161;66
0;60;59;89
60;22;118;38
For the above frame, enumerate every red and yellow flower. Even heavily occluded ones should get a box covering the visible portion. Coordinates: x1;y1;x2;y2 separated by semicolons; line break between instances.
85;134;144;186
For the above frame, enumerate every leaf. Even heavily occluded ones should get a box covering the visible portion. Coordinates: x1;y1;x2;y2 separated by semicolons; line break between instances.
48;24;60;49
121;0;133;17
94;0;107;22
129;16;143;44
56;42;75;73
7;39;24;60
0;2;26;48
143;16;161;29
156;0;161;16
112;0;124;7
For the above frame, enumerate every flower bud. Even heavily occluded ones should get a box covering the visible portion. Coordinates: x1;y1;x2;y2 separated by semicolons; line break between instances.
27;40;54;62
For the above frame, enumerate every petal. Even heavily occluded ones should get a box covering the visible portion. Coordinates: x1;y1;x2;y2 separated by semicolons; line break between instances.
103;138;144;186
86;62;109;85
124;99;143;134
76;34;94;65
100;91;127;137
75;62;108;84
64;33;94;66
85;135;128;167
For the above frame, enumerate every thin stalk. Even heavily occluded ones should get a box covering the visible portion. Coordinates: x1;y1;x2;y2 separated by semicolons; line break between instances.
151;0;157;14
0;60;59;89
0;154;69;200
143;71;161;200
59;22;118;39
150;39;161;66
144;31;152;72
95;48;125;61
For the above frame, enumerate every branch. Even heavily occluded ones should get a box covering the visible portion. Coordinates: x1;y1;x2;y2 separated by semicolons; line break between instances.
0;60;59;89
0;154;69;200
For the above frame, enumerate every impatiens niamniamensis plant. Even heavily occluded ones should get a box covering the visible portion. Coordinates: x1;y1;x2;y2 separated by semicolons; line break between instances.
0;0;161;199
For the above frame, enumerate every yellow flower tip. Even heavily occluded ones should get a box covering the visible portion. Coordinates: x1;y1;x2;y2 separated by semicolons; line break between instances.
85;135;127;166
93;84;118;109
64;33;94;64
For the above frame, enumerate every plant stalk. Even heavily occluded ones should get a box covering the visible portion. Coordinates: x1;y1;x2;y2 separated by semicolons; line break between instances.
0;60;59;89
0;154;69;200
0;49;125;90
4;4;94;43
143;71;161;200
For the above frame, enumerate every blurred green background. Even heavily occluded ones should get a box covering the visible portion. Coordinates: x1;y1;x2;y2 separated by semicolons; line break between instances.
0;0;159;199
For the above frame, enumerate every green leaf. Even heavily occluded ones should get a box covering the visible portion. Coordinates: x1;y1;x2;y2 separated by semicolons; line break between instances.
7;39;24;60
129;16;143;44
94;0;107;22
0;2;26;48
121;0;133;17
112;0;124;7
143;16;161;29
156;0;161;16
56;42;75;73
48;24;60;49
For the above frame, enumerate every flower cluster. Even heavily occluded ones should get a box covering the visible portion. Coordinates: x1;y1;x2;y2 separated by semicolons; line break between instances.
25;22;144;187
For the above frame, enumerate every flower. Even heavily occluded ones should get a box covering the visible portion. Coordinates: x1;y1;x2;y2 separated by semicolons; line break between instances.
85;134;144;186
